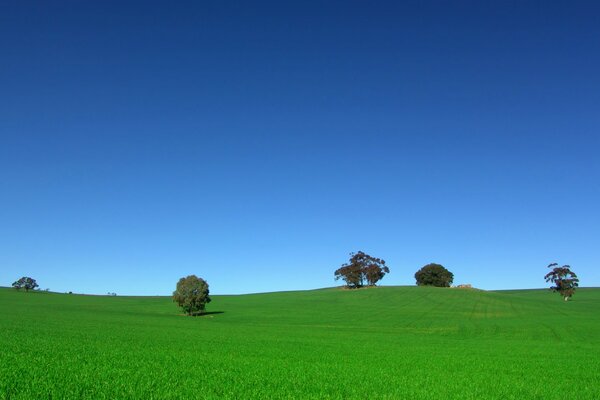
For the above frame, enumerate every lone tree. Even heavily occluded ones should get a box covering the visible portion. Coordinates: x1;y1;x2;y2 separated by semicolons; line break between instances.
335;251;390;289
415;263;454;287
545;263;579;301
173;275;211;316
12;277;39;291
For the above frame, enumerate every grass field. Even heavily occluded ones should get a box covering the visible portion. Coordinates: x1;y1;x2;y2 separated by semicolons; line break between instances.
1;286;599;399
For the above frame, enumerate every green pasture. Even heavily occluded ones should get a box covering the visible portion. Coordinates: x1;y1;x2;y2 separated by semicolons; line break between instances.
1;286;599;399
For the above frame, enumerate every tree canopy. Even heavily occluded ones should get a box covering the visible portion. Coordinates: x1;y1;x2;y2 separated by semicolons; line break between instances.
414;263;453;287
334;251;390;289
173;275;211;316
544;263;579;301
12;277;39;291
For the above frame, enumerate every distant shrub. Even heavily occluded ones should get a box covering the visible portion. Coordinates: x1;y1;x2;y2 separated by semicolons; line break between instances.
173;275;211;316
12;277;39;291
415;264;454;287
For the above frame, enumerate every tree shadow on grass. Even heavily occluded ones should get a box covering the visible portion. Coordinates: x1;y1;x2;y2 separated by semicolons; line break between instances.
184;311;224;317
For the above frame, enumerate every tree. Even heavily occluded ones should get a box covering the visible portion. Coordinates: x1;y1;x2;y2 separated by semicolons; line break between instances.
12;277;39;291
544;263;579;301
334;251;390;289
414;263;453;287
173;275;211;316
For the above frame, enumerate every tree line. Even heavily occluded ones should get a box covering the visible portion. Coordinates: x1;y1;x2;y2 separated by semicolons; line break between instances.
10;255;580;317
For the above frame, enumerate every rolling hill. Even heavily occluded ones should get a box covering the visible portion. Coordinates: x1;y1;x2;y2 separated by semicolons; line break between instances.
1;286;599;399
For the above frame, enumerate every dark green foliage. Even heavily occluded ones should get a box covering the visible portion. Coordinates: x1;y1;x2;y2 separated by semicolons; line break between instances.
334;251;390;288
414;263;454;287
173;275;211;315
544;263;579;301
11;277;38;291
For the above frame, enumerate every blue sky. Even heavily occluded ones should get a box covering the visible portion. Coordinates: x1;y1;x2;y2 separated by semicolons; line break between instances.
1;1;599;295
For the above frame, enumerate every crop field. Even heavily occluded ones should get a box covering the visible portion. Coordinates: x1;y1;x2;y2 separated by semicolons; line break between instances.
1;286;599;399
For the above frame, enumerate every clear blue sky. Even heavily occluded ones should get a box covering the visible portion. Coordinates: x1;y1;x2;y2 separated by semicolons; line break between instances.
1;1;598;295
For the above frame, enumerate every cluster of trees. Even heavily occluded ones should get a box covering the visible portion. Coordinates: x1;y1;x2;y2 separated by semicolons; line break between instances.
334;252;454;289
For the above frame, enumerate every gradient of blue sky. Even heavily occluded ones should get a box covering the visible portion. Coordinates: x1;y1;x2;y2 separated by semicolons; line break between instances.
1;1;599;295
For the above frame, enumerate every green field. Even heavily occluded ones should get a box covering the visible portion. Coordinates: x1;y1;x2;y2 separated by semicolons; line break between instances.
1;286;599;399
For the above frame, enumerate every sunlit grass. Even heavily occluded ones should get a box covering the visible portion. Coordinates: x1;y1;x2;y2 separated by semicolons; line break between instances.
1;286;599;399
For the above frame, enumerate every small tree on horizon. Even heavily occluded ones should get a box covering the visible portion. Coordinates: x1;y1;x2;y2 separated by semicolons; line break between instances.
173;275;211;316
414;263;453;287
12;277;39;291
334;251;390;289
544;263;579;301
